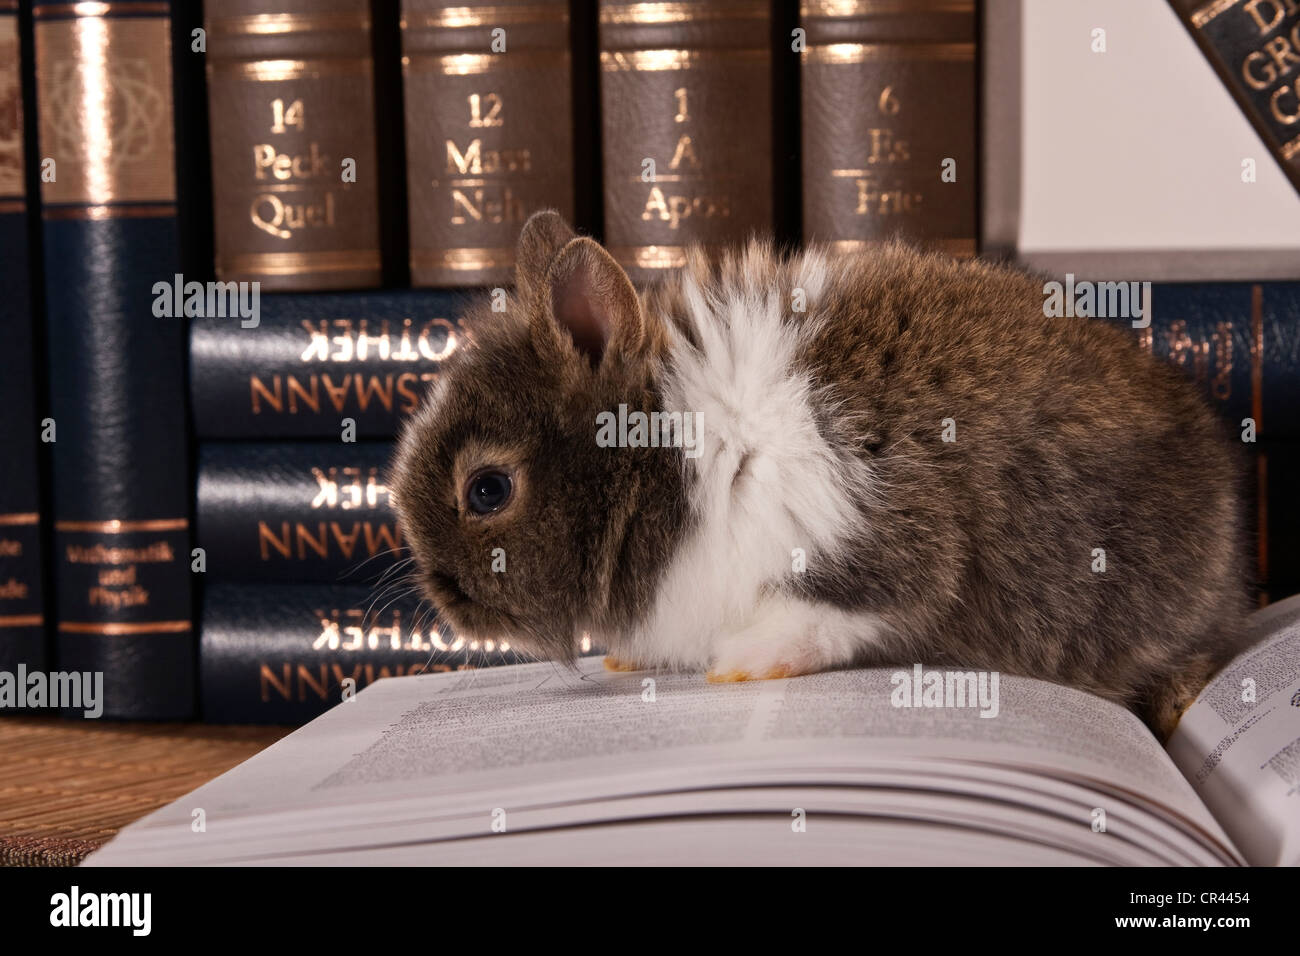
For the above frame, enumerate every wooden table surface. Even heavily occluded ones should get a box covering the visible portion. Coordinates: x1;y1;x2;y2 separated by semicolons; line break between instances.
0;717;290;866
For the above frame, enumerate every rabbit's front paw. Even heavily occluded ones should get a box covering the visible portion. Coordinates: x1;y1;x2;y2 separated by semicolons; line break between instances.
706;608;826;682
705;599;884;683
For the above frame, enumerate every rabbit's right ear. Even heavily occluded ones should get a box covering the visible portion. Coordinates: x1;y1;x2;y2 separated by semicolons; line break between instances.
515;210;576;304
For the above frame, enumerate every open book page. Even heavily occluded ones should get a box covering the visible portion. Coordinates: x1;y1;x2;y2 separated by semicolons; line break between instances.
1168;594;1300;866
86;657;1238;865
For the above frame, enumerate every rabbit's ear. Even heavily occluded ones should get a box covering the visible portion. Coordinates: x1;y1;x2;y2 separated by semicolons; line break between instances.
515;209;576;305
534;235;656;369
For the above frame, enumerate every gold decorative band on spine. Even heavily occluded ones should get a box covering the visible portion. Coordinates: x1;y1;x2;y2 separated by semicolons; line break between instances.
34;14;176;205
411;247;515;271
59;620;191;635
609;244;690;269
41;203;176;220
1282;134;1300;160
206;12;371;37
601;48;769;71
402;4;568;29
1190;0;1243;28
56;518;188;533
825;238;976;257
222;250;382;276
214;58;374;81
803;41;975;63
800;0;974;15
0;512;39;526
33;2;170;18
0;199;26;213
0;614;43;628
600;2;770;24
403;51;568;75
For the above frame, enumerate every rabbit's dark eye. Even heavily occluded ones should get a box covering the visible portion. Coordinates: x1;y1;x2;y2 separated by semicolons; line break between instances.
466;470;513;515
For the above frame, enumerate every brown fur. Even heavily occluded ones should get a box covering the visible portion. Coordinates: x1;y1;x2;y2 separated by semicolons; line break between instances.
392;212;1251;742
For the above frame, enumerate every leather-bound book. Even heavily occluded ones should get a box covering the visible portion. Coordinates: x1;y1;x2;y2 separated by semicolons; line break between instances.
200;582;522;724
190;289;469;439
0;0;45;678
801;0;977;255
196;442;400;583
599;0;774;283
1132;283;1300;442
402;0;576;287
33;0;193;717
205;0;382;290
1169;0;1300;198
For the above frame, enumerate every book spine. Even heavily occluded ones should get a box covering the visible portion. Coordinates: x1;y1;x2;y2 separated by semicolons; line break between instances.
33;0;194;718
200;582;521;723
190;289;470;438
1168;0;1300;198
401;0;576;287
1257;442;1299;602
0;1;45;676
800;0;978;256
598;0;774;282
1136;283;1300;441
196;442;400;583
205;0;382;291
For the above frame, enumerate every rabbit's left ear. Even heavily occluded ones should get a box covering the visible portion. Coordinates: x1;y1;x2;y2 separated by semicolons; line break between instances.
515;209;576;304
535;235;659;370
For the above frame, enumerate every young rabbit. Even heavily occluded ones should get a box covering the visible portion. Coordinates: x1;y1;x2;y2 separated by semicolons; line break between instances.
391;210;1250;740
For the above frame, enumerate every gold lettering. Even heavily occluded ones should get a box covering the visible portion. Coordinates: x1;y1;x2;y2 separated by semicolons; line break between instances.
446;138;482;175
354;375;395;412
1265;33;1300;77
467;92;503;127
1272;80;1300;122
250;374;283;414
854;180;923;216
321;373;350;412
1243;0;1293;36
287;375;321;413
1243;49;1278;89
364;522;401;557
297;663;328;701
260;663;292;702
300;321;330;361
258;521;292;560
668;134;698;169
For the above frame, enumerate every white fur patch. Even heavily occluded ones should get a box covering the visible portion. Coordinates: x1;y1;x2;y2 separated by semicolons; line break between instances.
619;247;883;672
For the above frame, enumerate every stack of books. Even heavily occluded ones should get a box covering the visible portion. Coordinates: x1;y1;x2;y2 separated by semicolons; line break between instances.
1;0;1297;725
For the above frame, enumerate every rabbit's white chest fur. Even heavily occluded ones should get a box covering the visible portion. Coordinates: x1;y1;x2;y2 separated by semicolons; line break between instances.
610;249;890;678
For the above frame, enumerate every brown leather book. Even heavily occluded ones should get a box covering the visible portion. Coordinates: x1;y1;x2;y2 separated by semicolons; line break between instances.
205;0;382;290
801;0;977;256
402;0;576;287
599;0;774;283
1169;0;1300;197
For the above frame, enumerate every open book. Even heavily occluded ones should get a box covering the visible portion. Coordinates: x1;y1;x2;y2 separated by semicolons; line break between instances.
85;596;1300;866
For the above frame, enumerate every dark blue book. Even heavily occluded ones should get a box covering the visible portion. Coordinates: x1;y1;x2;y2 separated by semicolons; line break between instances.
0;2;45;679
196;442;399;584
33;0;193;718
1257;443;1300;604
200;582;523;724
190;290;472;439
1144;283;1300;441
